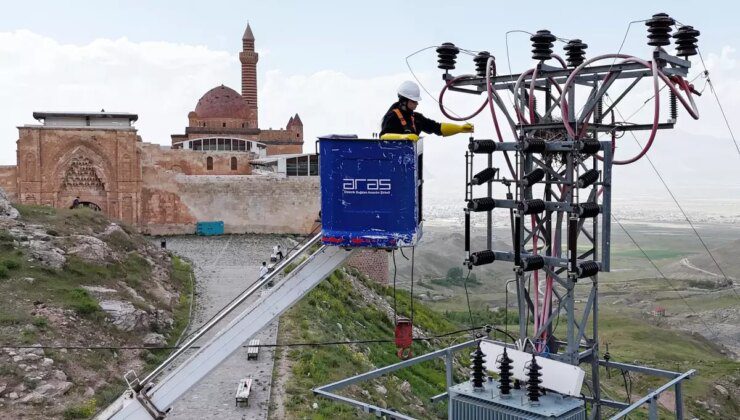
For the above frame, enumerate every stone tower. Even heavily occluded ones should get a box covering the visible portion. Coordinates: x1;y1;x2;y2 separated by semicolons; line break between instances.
286;113;304;141
239;23;259;128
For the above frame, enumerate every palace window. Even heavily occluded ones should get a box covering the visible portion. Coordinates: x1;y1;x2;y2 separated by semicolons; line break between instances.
231;157;237;170
206;156;213;170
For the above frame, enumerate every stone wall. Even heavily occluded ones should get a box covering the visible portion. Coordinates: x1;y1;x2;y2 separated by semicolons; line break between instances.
140;171;319;235
140;143;253;176
259;128;303;155
346;249;389;284
0;166;17;201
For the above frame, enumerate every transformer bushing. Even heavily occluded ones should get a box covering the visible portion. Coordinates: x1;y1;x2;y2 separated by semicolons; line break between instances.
526;354;543;403
673;25;700;57
563;39;588;67
497;348;513;396
474;51;494;78
530;30;557;61
645;13;675;47
470;344;487;390
436;42;459;70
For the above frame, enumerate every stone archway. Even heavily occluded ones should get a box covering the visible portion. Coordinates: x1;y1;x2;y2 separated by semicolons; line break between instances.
52;145;113;214
59;156;107;210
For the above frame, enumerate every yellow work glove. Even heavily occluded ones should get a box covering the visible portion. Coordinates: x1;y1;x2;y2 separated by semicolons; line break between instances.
440;122;475;137
379;133;420;141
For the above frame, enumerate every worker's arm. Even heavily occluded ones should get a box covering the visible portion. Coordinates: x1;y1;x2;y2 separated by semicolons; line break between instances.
416;113;474;137
415;112;442;136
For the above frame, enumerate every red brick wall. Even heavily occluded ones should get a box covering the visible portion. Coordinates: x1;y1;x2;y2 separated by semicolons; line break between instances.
347;249;389;284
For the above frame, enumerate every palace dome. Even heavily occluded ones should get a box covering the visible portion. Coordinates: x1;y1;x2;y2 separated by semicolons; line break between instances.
193;85;249;119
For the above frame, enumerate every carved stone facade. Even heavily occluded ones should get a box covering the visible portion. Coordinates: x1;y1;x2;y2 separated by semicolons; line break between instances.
6;123;142;224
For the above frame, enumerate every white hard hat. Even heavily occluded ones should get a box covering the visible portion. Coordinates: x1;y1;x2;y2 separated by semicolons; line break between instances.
397;81;422;102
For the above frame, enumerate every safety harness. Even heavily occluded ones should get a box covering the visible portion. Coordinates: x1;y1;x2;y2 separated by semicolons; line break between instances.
392;108;416;134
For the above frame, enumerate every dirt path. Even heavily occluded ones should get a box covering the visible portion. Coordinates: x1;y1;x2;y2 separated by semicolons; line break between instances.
680;257;721;278
156;235;290;420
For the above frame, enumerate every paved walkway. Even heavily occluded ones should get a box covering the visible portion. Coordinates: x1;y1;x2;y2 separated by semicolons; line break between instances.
158;235;292;420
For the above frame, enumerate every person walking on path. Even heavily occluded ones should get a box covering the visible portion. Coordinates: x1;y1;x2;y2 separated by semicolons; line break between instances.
259;261;269;279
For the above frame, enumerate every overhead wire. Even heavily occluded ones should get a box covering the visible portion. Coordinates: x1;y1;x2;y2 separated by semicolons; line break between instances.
696;49;740;157
462;269;475;330
611;213;720;339
392;249;398;323
607;101;738;300
405;46;467;120
0;327;491;351
410;246;415;322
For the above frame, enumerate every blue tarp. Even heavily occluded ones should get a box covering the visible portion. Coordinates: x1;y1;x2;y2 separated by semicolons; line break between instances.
196;221;224;236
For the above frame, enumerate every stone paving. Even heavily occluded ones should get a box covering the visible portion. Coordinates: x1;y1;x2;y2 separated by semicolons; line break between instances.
155;234;296;420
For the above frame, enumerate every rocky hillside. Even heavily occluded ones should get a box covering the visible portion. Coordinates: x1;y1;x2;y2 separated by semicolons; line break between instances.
0;189;192;419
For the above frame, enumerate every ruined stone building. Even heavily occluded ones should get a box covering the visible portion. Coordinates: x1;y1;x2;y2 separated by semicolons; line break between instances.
0;24;319;236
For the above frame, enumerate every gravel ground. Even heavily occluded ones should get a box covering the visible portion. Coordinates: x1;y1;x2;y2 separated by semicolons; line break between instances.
154;234;295;420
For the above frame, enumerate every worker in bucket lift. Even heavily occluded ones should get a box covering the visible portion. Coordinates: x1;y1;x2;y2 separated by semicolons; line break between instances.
380;81;474;141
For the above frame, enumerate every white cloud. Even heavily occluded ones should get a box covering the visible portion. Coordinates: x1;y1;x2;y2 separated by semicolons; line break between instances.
0;30;237;163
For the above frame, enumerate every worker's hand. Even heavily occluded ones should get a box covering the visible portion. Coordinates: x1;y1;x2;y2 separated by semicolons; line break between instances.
440;122;474;137
380;133;420;141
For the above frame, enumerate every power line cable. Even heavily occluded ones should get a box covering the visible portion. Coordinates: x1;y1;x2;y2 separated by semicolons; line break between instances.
611;213;720;339
410;246;415;322
404;46;467;121
607;100;738;300
696;49;740;157
0;326;495;351
392;249;398;323
463;269;475;330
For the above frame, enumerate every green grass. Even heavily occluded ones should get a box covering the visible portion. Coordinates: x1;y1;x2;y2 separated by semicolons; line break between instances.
612;248;687;260
277;269;467;419
442;308;519;329
0;312;26;326
31;316;48;329
64;288;100;315
574;310;740;419
15;204;110;236
0;204;198;418
62;399;97;419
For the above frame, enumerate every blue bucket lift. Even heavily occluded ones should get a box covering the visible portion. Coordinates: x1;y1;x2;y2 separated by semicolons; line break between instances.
319;136;423;248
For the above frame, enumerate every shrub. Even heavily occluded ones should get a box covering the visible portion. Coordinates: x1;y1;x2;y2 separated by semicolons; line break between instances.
32;316;48;329
63;399;97;419
0;266;8;279
67;288;100;315
2;259;21;270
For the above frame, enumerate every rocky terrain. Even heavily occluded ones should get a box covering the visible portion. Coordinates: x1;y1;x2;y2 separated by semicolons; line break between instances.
0;188;192;419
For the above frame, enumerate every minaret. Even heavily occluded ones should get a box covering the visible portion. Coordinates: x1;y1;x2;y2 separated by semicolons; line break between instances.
240;23;259;127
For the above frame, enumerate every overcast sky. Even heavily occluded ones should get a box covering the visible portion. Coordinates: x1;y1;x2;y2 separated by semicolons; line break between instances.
0;0;738;203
